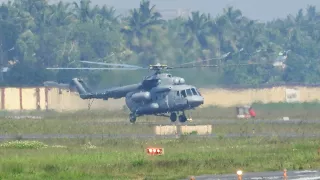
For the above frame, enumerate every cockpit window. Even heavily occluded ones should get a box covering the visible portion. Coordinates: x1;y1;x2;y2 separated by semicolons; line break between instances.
191;88;198;95
186;89;192;96
181;90;187;98
196;89;201;96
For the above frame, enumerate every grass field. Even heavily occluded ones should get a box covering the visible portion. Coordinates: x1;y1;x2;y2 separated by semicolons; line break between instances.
0;137;319;180
0;116;320;136
2;101;320;120
0;102;320;135
0;102;320;179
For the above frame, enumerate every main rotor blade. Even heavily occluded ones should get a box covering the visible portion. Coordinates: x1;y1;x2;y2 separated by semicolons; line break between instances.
171;62;269;69
221;62;272;66
80;61;143;68
46;67;147;70
177;52;231;67
171;65;219;69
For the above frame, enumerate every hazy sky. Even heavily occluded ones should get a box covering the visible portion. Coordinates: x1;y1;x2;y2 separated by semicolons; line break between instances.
1;0;320;21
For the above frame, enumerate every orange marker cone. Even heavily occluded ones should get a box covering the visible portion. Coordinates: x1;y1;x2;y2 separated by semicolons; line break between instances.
283;169;287;180
237;170;243;180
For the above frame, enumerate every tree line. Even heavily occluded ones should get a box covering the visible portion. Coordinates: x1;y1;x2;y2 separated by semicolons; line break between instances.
0;0;320;87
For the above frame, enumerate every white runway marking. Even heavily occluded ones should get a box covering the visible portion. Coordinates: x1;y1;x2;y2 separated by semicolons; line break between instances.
291;177;320;180
186;170;320;180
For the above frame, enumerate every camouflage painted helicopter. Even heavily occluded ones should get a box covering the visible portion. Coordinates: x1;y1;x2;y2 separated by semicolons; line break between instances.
46;52;251;123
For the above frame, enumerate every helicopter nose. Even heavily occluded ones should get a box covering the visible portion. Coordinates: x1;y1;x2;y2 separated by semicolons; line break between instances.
187;95;204;107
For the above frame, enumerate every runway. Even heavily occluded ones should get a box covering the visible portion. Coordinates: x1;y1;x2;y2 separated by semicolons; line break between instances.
1;132;319;140
3;115;320;125
184;170;320;180
83;119;320;126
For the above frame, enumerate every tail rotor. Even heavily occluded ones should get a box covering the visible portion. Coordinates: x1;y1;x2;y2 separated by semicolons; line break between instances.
70;78;93;99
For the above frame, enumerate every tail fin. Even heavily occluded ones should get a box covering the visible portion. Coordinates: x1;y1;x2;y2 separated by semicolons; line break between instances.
70;78;92;99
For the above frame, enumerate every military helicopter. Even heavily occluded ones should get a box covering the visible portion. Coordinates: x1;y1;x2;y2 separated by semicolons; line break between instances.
46;52;263;123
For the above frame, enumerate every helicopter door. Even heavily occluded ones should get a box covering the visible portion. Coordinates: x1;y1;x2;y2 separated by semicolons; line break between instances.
174;90;187;109
155;92;169;111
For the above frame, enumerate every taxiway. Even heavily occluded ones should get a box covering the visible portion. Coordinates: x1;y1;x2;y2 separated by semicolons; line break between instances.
0;132;319;140
184;170;320;180
83;119;320;126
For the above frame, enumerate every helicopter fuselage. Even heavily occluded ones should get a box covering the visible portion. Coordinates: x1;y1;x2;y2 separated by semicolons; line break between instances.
47;62;218;123
70;72;204;123
125;84;204;116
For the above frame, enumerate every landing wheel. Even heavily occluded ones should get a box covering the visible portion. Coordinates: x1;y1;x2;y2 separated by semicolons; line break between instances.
170;113;177;122
178;114;187;123
129;113;136;123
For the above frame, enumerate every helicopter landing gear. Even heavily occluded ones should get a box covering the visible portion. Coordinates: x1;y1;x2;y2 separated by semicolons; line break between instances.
178;112;187;123
169;112;187;123
179;115;187;123
170;113;177;122
129;113;136;123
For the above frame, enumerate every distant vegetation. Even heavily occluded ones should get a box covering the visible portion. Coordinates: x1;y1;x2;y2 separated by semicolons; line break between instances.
1;0;320;87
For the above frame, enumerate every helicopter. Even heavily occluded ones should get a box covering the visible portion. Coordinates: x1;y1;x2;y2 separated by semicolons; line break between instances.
46;52;266;123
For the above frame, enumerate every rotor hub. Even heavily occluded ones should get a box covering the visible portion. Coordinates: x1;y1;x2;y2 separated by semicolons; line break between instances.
149;63;171;74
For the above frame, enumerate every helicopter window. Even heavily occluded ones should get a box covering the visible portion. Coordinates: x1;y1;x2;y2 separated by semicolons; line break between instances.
196;89;202;96
191;88;198;95
181;90;187;98
186;89;193;96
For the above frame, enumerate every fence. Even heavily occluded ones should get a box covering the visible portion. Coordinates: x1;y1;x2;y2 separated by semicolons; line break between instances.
200;86;320;107
0;86;320;111
0;87;124;111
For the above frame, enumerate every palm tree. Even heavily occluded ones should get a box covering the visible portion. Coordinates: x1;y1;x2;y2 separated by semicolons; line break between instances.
48;1;75;26
99;5;120;24
72;0;92;23
223;6;243;25
121;0;164;52
183;11;212;49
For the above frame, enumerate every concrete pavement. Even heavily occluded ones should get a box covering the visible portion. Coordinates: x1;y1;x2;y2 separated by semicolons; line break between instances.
184;170;320;180
0;132;319;140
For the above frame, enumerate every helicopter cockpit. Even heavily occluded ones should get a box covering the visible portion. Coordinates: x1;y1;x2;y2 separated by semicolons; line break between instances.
177;87;201;98
175;87;204;107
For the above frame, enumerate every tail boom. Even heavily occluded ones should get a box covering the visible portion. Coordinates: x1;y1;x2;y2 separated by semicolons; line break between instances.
70;78;141;100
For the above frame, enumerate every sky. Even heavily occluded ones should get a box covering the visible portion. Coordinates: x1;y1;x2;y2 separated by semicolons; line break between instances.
1;0;320;21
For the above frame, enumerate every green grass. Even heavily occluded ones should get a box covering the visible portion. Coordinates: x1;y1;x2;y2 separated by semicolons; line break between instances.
0;114;320;135
0;102;319;137
0;102;319;179
0;137;319;180
1;101;320;120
